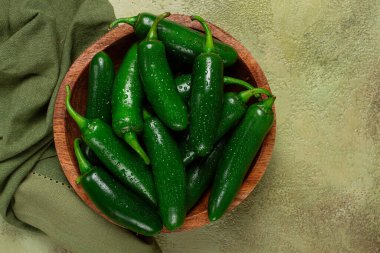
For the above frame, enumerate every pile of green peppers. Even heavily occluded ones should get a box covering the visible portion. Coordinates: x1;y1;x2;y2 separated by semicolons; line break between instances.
66;12;275;236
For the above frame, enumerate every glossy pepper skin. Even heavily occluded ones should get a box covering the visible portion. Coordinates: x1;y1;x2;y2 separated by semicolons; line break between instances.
65;86;157;206
179;135;197;166
73;139;162;236
180;92;245;165
208;97;275;221
189;15;224;157
181;88;272;165
185;139;226;211
86;51;114;122
83;51;114;164
215;89;272;139
175;74;256;102
138;12;188;131
112;42;150;165
175;74;192;102
143;110;186;231
110;12;238;67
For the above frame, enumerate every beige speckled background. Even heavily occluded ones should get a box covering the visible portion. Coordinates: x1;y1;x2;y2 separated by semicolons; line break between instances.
1;0;379;252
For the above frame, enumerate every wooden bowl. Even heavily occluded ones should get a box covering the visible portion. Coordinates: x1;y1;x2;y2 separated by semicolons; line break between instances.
53;14;276;233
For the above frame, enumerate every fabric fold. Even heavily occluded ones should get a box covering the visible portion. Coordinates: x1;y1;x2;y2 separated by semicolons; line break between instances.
0;0;113;227
0;0;161;252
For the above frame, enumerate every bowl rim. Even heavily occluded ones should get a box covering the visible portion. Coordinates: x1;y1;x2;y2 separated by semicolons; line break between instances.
53;13;276;233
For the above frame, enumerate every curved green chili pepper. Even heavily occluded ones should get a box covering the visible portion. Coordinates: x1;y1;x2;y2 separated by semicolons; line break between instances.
216;88;272;138
65;86;157;206
83;51;114;165
142;110;186;231
112;42;150;165
109;12;238;67
74;138;162;236
208;96;275;221
138;12;188;131
181;88;272;165
189;15;224;157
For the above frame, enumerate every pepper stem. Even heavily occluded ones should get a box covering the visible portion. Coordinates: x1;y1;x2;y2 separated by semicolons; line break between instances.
109;16;138;29
123;132;150;165
73;138;93;180
239;88;273;103
224;77;254;90
145;12;170;41
260;96;276;113
191;15;214;53
65;85;87;130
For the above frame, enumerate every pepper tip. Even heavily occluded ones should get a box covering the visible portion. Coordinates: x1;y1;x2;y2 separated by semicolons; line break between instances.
208;212;219;222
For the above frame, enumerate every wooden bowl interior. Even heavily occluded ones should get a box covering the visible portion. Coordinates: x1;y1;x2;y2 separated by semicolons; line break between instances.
55;14;276;233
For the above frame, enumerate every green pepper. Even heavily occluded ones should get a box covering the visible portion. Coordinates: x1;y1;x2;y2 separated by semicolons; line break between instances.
138;12;188;131
65;86;157;206
182;86;273;165
110;12;238;67
74;138;162;236
185;139;226;212
208;96;275;221
112;42;150;165
175;74;256;102
86;51;114;122
188;15;224;157
178;76;268;166
142;110;186;231
216;88;272;138
83;51;114;165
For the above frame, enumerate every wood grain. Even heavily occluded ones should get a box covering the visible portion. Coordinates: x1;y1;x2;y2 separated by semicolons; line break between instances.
53;14;276;233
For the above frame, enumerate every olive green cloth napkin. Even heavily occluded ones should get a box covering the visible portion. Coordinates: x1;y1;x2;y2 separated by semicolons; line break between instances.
0;0;160;252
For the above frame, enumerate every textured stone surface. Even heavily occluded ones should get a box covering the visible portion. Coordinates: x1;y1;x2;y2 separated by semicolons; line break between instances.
1;0;379;252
